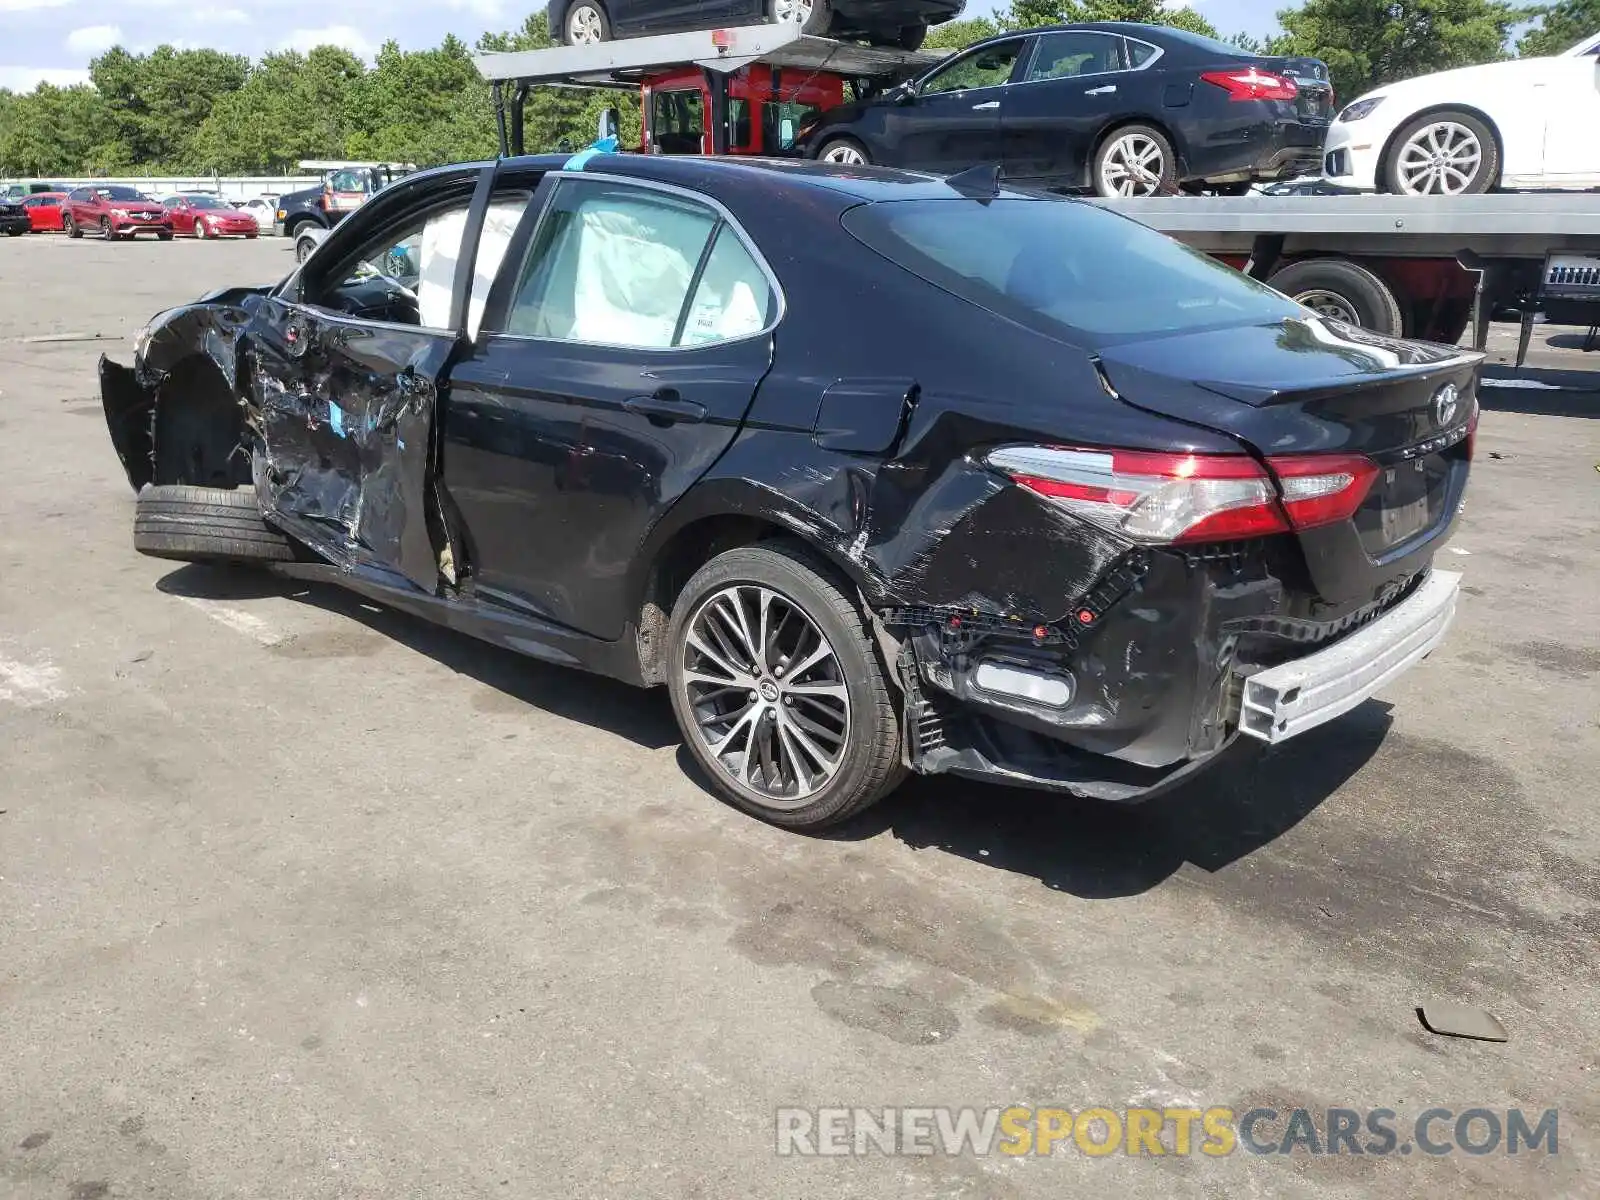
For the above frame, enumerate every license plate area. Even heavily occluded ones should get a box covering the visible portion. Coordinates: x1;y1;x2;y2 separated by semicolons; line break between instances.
1381;493;1430;544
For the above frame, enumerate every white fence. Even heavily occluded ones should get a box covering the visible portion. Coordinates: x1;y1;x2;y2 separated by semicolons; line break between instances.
6;176;322;201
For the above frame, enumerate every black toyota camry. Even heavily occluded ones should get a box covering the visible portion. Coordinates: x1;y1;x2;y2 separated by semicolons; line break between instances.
100;153;1475;831
799;22;1334;196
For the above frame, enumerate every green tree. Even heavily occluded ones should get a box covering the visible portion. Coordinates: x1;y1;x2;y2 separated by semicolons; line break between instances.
1274;0;1528;101
1516;0;1600;54
90;45;250;168
924;17;1000;49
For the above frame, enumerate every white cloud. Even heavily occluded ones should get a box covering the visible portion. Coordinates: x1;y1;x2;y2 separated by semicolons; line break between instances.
279;25;374;59
443;0;505;17
210;7;249;22
0;65;91;90
0;0;73;10
65;24;120;55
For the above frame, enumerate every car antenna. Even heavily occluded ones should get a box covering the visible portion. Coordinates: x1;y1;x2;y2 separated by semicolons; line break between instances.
944;162;1003;200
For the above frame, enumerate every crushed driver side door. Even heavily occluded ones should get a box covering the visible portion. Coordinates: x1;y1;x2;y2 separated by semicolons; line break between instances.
245;167;487;591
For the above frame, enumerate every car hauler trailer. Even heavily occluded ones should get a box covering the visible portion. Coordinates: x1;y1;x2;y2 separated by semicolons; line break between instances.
474;23;940;159
475;23;1600;361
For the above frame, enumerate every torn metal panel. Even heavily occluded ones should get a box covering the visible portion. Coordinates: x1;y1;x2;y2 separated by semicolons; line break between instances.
98;356;156;490
248;308;451;591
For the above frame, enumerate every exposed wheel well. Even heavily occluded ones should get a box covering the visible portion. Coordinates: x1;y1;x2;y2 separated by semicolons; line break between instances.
1377;104;1504;190
152;354;250;488
283;214;324;237
635;514;858;685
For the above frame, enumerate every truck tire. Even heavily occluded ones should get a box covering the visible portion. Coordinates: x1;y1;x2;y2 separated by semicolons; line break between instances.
133;485;294;565
1268;258;1404;337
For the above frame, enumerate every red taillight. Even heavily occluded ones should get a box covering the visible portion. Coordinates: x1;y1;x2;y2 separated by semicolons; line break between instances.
1201;68;1299;102
986;446;1377;545
1266;453;1379;530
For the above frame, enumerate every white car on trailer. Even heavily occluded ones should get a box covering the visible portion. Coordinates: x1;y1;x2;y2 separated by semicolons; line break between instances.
1322;30;1600;194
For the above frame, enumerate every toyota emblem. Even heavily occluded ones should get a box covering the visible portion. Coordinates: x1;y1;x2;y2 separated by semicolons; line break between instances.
1433;383;1459;427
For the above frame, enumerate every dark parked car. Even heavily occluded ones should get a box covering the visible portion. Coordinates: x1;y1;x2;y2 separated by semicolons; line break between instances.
800;22;1334;196
552;0;963;50
100;154;1474;831
21;192;69;232
0;198;28;236
63;186;173;240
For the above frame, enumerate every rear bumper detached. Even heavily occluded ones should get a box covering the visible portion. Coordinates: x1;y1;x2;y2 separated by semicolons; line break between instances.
1239;569;1459;743
903;564;1460;803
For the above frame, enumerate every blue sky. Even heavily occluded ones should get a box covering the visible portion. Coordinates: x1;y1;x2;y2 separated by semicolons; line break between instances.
0;0;1281;92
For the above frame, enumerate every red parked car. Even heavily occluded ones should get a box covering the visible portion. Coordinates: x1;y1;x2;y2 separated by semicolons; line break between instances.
160;193;259;239
62;186;173;240
22;192;68;232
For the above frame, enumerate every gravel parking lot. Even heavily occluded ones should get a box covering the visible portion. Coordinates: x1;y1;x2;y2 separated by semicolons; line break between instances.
2;233;1597;1199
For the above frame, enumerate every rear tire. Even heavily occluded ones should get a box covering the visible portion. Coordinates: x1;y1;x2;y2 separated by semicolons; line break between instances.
562;0;610;44
133;485;294;565
816;136;871;166
894;22;926;49
1268;258;1404;336
1093;124;1178;197
666;542;904;831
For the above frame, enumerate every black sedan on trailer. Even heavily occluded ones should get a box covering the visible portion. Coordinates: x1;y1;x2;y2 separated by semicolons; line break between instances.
799;22;1334;196
100;153;1475;831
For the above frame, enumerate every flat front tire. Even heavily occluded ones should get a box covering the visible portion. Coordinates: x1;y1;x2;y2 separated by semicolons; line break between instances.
133;485;294;564
667;543;904;831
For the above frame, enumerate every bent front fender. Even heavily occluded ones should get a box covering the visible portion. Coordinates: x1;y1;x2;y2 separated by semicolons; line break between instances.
99;355;155;490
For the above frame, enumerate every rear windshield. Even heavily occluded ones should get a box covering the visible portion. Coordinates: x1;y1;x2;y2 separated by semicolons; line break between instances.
840;197;1299;346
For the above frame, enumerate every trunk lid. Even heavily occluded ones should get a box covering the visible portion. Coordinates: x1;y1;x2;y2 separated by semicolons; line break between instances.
1097;316;1480;606
1261;54;1335;122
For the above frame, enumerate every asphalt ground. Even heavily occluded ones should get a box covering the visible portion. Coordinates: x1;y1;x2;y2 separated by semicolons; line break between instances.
2;232;1597;1199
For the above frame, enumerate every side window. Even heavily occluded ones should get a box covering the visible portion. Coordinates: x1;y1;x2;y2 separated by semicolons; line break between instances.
68;189;87;202
162;198;180;209
653;90;704;155
920;41;1024;95
466;190;536;340
310;198;472;328
679;225;774;346
1126;38;1160;68
497;181;775;350
1024;32;1124;81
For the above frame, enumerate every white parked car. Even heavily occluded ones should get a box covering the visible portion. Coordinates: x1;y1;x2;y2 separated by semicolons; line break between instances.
239;195;280;232
1322;30;1600;194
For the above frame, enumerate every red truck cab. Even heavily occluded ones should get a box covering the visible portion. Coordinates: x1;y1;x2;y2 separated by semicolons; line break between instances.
641;65;844;157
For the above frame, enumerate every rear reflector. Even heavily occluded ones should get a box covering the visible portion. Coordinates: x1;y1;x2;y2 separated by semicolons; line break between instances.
986;446;1378;544
1201;68;1299;102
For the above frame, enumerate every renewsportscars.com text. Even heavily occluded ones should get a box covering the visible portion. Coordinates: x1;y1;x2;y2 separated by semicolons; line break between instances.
775;1106;1559;1158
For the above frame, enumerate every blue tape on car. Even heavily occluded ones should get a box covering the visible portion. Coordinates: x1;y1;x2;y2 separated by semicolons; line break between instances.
564;136;619;171
328;400;345;438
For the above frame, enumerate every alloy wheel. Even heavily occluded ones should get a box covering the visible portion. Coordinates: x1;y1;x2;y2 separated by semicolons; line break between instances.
1293;288;1361;324
567;4;604;43
773;0;813;23
100;216;112;239
195;218;208;239
1100;133;1164;196
820;143;865;166
681;583;851;808
1395;122;1481;195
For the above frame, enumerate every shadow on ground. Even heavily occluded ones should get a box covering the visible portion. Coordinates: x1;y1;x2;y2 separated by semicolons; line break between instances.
159;561;1388;899
156;562;681;751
